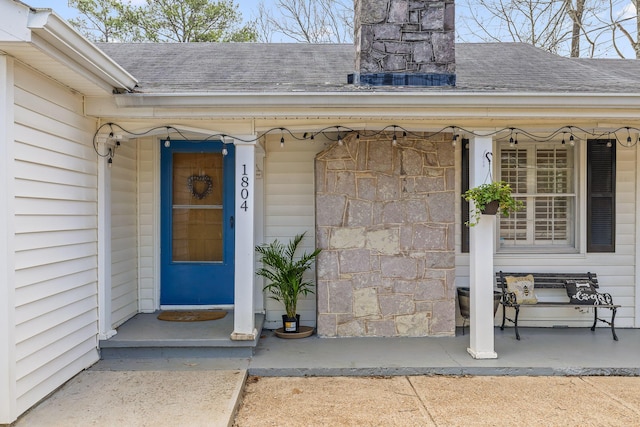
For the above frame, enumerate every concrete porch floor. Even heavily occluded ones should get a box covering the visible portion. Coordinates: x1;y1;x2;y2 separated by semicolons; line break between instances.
99;311;265;358
99;317;640;376
249;326;640;377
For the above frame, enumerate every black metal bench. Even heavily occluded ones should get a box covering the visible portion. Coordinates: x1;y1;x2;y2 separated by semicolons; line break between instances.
496;271;620;341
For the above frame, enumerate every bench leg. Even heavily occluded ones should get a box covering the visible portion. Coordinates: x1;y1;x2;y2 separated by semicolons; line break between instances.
611;307;618;341
500;304;506;330
514;306;520;340
591;307;619;341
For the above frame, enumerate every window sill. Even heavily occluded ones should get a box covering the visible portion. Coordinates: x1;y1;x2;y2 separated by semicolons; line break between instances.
496;246;580;256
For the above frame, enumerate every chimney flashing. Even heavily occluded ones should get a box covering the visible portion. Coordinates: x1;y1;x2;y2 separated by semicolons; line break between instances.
347;72;456;87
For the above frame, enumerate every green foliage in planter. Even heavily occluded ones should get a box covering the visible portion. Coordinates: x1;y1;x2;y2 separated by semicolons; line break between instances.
255;232;321;318
462;181;524;226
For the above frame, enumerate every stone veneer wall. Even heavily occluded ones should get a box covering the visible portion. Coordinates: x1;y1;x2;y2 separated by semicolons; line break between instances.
354;0;455;75
315;133;456;337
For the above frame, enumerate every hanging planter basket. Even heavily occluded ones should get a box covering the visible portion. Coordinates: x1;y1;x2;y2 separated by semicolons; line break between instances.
481;200;500;215
462;181;523;226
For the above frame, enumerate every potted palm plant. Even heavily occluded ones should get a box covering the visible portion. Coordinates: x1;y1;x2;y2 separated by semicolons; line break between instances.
255;232;321;334
462;181;523;226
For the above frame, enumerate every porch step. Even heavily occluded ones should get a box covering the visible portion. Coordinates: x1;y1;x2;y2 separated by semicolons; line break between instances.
99;312;264;359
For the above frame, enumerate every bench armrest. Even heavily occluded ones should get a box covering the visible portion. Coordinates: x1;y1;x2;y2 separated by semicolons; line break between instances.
501;291;518;305
596;292;614;305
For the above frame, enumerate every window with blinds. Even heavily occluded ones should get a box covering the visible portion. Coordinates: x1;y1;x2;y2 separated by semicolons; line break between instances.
498;144;575;248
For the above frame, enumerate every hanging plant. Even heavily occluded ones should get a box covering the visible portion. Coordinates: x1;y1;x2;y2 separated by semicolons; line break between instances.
462;181;524;226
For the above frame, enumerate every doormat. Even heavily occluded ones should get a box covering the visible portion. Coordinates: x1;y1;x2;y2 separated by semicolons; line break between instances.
157;310;227;322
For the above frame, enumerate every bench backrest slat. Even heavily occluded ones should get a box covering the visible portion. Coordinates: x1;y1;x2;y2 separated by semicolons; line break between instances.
495;271;598;289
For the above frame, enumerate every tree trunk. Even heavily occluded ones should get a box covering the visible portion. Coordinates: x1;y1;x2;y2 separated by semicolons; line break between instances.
568;0;585;57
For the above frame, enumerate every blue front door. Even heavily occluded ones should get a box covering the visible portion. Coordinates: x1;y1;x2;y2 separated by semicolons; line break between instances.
161;140;235;305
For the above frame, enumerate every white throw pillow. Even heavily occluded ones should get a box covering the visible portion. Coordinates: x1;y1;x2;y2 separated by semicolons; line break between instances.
505;274;538;304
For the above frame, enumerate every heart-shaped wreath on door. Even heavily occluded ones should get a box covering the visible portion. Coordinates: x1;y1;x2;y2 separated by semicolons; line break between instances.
187;174;213;200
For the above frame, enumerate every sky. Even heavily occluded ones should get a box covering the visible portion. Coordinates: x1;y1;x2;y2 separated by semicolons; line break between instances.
25;0;638;58
27;0;263;23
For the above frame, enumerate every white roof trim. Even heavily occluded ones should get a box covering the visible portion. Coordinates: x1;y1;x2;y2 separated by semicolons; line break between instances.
1;2;137;93
112;91;640;109
27;9;137;92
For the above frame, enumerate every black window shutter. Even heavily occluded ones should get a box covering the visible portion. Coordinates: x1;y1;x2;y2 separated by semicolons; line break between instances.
461;139;470;253
587;139;616;252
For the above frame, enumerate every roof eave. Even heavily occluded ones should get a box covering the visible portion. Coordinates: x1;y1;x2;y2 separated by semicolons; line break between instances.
112;90;640;109
27;10;138;92
0;3;137;94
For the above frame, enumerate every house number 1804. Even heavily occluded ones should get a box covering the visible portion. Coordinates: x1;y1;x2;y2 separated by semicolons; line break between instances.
240;164;249;212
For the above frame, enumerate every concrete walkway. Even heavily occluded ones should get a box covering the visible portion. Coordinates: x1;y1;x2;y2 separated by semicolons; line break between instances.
13;327;640;426
14;370;246;427
236;375;640;426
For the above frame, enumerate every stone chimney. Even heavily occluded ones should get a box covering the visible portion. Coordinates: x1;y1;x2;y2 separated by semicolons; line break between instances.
350;0;455;86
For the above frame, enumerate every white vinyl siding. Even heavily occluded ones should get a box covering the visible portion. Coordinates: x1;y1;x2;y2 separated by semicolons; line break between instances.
110;139;138;327
263;136;323;329
12;63;99;415
455;142;636;328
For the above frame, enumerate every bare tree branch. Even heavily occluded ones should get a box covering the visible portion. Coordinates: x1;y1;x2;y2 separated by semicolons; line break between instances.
459;0;636;58
255;0;352;43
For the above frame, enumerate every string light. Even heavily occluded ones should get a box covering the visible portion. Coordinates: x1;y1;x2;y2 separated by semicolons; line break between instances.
164;125;171;147
94;123;638;165
508;128;515;147
108;125;114;142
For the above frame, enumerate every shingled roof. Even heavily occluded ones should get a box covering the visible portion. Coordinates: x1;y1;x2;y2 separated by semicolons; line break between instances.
96;42;640;94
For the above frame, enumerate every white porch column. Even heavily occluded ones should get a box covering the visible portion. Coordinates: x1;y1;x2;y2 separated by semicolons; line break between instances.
467;134;498;359
231;140;257;340
0;53;17;424
253;145;266;312
98;149;116;340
